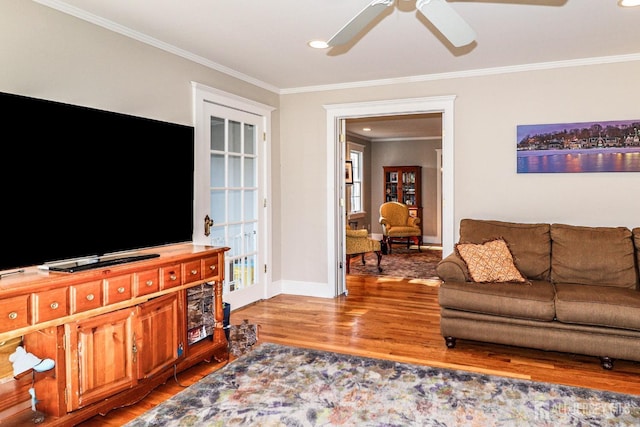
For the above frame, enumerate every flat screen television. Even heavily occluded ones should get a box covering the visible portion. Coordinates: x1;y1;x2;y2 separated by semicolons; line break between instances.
0;91;194;272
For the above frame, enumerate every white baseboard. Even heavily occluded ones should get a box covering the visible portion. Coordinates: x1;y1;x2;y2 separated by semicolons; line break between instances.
268;279;335;299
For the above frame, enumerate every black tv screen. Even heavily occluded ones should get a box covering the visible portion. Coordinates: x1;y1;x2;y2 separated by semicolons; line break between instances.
0;91;194;271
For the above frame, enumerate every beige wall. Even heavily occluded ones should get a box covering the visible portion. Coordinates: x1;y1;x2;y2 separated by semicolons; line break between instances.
0;1;279;126
0;0;282;278
279;62;640;285
4;0;640;291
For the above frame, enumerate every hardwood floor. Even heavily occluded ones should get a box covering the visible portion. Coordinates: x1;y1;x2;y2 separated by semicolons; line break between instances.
79;274;640;426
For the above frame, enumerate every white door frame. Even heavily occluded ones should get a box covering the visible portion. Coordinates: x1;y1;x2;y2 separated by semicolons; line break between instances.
192;81;275;309
325;96;456;297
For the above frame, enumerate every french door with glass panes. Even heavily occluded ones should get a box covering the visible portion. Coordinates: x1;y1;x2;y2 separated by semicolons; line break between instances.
194;101;265;309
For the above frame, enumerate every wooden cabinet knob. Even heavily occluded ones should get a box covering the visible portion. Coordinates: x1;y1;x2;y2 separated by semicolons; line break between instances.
86;294;95;301
190;269;198;275
169;274;177;281
50;302;59;310
209;265;216;271
8;312;18;320
146;280;154;287
117;287;125;294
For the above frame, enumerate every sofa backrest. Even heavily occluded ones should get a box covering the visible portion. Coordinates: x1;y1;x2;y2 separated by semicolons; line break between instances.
459;219;551;281
550;224;638;289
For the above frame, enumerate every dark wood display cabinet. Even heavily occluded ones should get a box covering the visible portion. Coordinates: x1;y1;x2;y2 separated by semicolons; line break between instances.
383;165;423;232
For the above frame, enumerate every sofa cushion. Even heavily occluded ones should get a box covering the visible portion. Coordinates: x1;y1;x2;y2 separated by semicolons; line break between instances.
550;224;637;289
455;238;526;283
438;280;556;321
459;219;551;280
555;284;640;331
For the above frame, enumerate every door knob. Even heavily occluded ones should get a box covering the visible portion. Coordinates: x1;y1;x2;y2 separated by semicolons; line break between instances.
204;215;214;236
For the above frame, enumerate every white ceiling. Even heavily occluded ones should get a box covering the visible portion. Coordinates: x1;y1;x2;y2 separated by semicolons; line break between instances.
346;113;443;140
36;0;640;138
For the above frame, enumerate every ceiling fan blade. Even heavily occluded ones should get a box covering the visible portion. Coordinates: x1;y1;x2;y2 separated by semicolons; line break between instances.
327;0;394;47
416;0;476;47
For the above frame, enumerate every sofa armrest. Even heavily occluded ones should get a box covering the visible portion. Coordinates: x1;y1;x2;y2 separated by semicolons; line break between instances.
346;228;368;238
436;253;470;282
408;216;420;226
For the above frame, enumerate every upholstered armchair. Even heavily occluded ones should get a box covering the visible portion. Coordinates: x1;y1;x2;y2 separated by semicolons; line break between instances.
345;225;382;274
379;202;422;253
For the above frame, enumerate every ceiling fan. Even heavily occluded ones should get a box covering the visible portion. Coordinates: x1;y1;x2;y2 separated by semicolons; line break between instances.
327;0;477;48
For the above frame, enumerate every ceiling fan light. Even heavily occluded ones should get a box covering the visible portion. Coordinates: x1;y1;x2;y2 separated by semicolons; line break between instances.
308;40;329;49
619;0;640;6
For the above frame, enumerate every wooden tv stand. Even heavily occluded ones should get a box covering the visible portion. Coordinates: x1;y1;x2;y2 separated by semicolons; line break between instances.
0;243;229;426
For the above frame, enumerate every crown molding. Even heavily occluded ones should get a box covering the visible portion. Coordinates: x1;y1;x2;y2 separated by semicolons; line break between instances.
34;1;640;97
281;53;640;94
34;0;280;94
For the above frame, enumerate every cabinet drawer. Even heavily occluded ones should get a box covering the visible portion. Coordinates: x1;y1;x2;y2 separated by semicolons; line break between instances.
203;255;220;279
34;287;69;323
183;260;202;284
0;294;31;332
136;268;160;296
162;264;182;289
71;280;103;314
105;275;133;305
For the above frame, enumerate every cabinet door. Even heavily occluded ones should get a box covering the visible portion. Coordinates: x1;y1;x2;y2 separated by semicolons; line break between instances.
136;293;179;379
384;167;399;202
65;308;136;411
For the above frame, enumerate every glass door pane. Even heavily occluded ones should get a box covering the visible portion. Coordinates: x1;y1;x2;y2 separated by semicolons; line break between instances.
208;114;259;296
193;88;268;311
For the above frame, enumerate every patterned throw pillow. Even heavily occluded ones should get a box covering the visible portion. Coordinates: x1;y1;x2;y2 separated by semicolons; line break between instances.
455;238;527;283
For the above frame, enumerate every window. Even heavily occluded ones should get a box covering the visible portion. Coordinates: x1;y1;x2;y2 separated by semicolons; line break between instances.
349;147;364;214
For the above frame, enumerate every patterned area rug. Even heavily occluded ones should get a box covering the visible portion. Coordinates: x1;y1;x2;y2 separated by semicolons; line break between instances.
349;246;442;280
125;343;640;426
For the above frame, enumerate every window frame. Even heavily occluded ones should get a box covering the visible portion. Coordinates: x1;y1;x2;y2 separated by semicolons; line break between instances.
348;143;365;217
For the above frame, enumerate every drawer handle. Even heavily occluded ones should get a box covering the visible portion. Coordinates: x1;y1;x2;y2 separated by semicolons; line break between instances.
146;280;154;287
169;274;177;281
8;312;18;320
86;294;95;301
50;302;59;310
117;287;125;294
209;265;216;271
191;269;198;275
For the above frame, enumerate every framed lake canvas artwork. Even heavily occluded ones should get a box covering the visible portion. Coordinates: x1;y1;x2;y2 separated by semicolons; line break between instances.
517;119;640;173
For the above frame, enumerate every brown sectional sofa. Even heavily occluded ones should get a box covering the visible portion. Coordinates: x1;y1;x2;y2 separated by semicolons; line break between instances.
436;218;640;369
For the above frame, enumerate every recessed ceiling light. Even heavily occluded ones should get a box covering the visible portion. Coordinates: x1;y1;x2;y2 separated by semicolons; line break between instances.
363;127;372;132
619;0;640;6
308;40;329;49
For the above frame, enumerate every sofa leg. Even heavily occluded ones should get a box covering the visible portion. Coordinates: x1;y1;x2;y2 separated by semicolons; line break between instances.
444;336;457;349
600;357;614;370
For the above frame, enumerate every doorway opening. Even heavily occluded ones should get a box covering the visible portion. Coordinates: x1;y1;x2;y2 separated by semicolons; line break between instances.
344;113;443;246
325;95;456;297
344;113;443;280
